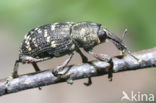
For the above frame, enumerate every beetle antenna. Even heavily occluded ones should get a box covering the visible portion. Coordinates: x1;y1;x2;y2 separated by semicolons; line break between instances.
120;29;140;61
125;48;139;61
121;28;127;42
106;29;140;62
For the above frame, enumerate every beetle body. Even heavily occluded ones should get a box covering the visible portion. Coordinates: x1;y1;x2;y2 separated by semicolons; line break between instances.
19;22;106;62
12;21;138;85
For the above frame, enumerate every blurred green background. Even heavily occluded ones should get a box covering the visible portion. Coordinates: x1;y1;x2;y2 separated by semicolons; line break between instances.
0;0;156;103
0;0;156;49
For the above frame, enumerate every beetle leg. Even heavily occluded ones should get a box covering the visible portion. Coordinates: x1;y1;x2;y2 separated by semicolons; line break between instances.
12;56;50;78
84;77;92;86
30;62;42;90
14;56;47;90
76;48;93;86
20;55;51;63
76;48;92;86
12;60;20;78
52;53;74;76
87;50;112;62
76;48;88;63
32;62;41;72
86;49;113;81
20;56;51;72
20;56;47;73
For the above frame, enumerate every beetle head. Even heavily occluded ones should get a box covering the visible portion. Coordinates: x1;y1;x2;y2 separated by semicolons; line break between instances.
97;26;107;43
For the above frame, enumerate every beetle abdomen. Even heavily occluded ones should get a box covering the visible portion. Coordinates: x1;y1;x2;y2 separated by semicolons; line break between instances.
20;22;75;58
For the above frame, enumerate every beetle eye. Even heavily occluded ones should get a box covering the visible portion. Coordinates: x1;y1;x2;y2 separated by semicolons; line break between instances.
97;27;107;42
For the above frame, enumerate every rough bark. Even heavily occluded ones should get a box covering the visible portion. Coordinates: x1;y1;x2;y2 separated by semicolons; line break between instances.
0;48;156;96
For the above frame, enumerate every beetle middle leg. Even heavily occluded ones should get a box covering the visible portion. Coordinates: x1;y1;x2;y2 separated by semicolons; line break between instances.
52;52;74;76
76;48;93;86
87;50;112;62
76;48;88;63
32;62;41;72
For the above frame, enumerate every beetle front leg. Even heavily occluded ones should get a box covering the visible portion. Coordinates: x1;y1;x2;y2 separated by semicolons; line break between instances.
52;53;74;76
20;55;51;72
12;56;50;78
87;50;112;62
86;49;113;81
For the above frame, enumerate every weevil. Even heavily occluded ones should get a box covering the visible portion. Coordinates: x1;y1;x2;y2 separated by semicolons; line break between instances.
12;21;139;86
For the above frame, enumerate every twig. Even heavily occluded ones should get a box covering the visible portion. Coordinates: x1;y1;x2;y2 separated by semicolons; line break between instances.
0;47;156;96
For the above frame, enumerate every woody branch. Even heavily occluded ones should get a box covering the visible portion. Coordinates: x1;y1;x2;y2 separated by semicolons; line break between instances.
0;47;156;96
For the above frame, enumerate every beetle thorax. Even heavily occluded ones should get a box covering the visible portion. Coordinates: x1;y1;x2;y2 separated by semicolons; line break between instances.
71;22;101;49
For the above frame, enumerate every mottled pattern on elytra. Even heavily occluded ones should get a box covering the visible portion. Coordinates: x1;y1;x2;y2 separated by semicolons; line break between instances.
21;22;75;58
20;22;101;59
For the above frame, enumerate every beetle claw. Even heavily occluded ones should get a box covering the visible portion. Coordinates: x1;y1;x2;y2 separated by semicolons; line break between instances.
52;66;67;77
12;73;19;78
52;68;60;77
84;77;92;86
5;76;13;90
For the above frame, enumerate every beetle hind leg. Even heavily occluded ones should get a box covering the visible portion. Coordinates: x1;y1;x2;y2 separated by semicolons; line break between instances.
86;49;113;81
6;60;20;90
12;60;20;78
87;50;112;62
